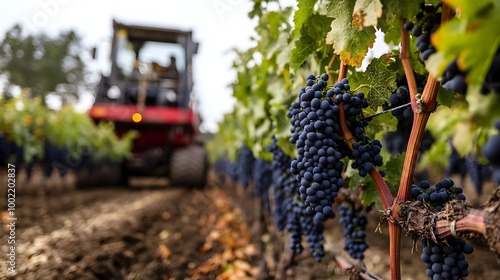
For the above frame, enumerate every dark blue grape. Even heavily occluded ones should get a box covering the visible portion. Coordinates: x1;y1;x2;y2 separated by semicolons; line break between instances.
236;145;255;188
339;203;369;260
413;176;474;279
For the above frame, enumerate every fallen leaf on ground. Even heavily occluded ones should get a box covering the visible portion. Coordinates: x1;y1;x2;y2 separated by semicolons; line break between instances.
157;244;171;260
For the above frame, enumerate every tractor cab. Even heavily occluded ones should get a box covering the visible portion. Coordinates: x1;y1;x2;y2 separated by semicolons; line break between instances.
95;20;198;109
88;20;207;187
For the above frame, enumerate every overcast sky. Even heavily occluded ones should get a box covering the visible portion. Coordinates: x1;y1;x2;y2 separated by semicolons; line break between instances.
0;0;266;132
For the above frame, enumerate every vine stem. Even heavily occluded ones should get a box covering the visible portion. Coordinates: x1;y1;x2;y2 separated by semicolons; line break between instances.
389;5;454;280
435;210;486;239
327;54;337;82
335;61;394;210
399;17;419;110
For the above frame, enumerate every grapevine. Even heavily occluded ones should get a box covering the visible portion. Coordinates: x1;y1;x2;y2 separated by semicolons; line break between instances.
207;0;500;279
339;201;369;260
0;96;137;177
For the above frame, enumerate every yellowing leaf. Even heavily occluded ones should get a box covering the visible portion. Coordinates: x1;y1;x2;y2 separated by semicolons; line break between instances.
452;121;477;156
353;0;383;28
191;263;220;277
326;0;376;67
444;0;493;20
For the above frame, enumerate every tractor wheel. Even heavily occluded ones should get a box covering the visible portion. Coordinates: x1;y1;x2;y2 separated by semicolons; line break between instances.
169;146;208;188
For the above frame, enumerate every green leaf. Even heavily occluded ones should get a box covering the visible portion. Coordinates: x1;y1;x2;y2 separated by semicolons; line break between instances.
361;182;380;209
436;86;457;108
293;0;318;35
277;36;295;70
383;153;406;196
378;0;421;45
291;14;333;70
325;0;376;67
364;110;398;142
426;1;500;92
352;0;383;28
445;0;493;20
466;88;500;127
349;56;398;109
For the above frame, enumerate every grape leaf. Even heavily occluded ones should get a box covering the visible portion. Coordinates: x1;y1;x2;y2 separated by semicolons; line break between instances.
325;0;376;67
293;0;318;36
427;0;500;92
275;34;294;70
378;0;421;45
466;89;500;127
383;153;406;196
452;121;477;157
344;160;378;207
352;0;383;29
444;0;493;20
349;56;398;110
291;14;333;70
361;181;380;209
436;87;456;108
364;110;397;143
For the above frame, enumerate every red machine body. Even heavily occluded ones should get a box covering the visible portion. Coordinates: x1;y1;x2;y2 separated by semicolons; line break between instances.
88;20;207;186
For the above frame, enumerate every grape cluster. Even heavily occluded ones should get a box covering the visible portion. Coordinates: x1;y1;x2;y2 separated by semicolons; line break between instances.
406;3;500;95
213;158;239;181
411;179;473;279
383;75;435;156
267;136;292;231
441;59;467;95
404;3;469;95
446;138;495;195
420;237;474;280
442;47;500;95
482;120;500;184
464;154;491;195
339;203;369;260
411;179;466;211
404;3;441;61
382;73;425;121
331;82;369;144
349;140;384;178
481;49;500;94
328;81;385;177
286;205;326;262
268;136;326;262
253;158;273;210
385;122;414;156
289;74;387;220
286;209;304;254
288;73;344;222
236;145;255;188
301;210;326;262
384;86;413;120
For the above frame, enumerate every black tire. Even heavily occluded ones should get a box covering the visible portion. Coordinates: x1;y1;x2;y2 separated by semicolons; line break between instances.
169;146;208;187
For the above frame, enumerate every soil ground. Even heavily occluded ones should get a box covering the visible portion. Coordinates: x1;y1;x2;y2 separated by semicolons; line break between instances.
0;168;499;280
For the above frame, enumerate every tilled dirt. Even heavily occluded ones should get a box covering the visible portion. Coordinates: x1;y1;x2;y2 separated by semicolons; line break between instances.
0;170;499;280
0;181;216;280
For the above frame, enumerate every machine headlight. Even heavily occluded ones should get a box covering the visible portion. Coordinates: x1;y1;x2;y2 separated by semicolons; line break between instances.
107;85;121;99
166;89;177;102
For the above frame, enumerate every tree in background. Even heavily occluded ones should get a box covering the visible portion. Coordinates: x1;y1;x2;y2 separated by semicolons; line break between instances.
0;24;89;105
